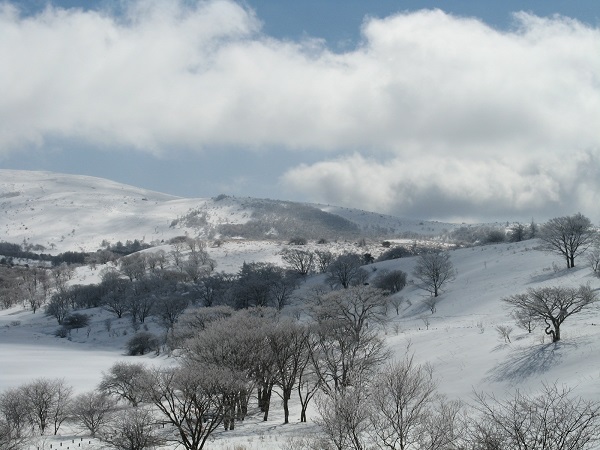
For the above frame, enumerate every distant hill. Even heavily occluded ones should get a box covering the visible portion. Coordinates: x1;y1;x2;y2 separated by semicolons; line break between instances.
0;170;457;252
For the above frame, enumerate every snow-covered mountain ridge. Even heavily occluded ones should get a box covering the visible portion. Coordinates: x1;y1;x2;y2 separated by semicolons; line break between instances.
0;169;458;253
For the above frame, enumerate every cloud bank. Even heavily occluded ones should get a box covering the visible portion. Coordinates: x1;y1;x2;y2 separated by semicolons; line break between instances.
1;1;599;221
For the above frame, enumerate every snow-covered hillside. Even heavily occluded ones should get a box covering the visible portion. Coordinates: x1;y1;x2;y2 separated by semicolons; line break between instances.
0;169;458;253
2;169;600;449
2;237;600;448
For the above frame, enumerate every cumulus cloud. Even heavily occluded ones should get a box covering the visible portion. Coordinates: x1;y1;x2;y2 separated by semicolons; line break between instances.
1;1;599;220
281;150;600;222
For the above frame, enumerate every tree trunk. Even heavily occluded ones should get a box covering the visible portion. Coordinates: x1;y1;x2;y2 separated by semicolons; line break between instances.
282;387;292;424
300;405;307;423
262;386;272;421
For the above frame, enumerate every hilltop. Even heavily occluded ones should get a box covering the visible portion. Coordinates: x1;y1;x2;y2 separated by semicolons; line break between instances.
0;169;458;254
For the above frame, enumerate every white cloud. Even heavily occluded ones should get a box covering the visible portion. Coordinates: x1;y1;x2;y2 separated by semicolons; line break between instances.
281;150;600;222
1;1;599;220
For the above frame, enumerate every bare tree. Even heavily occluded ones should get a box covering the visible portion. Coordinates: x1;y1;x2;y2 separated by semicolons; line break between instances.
100;268;129;318
232;262;294;309
307;287;390;394
316;387;370;450
99;406;164;450
21;267;48;313
327;253;368;289
281;248;315;277
182;250;215;282
183;309;277;427
267;320;309;424
119;253;147;281
297;349;321;423
495;325;513;343
413;251;456;297
309;286;389;342
369;355;462;450
98;362;149;407
0;388;30;446
50;263;74;294
191;272;234;307
420;314;431;330
315;250;335;273
509;222;527;242
0;417;26;450
373;269;407;294
511;308;538;334
587;244;600;276
470;383;600;450
308;319;388;395
422;296;438;314
503;285;597;342
70;391;116;437
152;295;189;334
529;218;538;239
390;296;406;315
539;213;595;268
145;364;241;450
45;291;72;324
21;378;72;435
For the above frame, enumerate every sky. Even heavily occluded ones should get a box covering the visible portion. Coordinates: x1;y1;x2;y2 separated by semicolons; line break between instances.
1;0;600;223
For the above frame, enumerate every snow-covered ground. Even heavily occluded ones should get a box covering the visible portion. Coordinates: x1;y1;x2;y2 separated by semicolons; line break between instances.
2;170;600;448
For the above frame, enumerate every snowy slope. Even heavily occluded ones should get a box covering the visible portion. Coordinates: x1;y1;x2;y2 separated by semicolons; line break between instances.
2;238;600;449
0;169;454;253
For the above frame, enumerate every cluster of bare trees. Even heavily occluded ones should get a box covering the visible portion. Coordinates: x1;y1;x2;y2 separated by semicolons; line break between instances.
0;263;74;311
311;355;600;450
0;378;73;448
